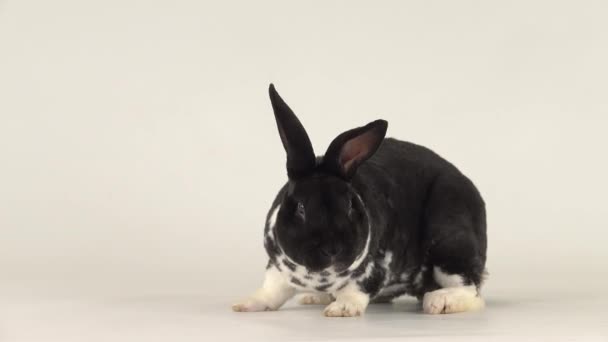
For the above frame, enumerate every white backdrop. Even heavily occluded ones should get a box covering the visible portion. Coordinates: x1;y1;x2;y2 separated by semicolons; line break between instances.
1;1;608;340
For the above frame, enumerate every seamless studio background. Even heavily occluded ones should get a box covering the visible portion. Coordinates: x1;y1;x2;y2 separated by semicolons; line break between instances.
1;1;607;341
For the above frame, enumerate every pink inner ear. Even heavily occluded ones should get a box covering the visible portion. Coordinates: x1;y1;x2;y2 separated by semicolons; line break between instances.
339;130;376;172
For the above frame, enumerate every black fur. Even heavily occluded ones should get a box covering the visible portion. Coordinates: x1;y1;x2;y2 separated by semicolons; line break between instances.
358;264;385;297
263;84;487;301
319;270;331;277
282;259;297;271
291;277;306;287
315;284;333;292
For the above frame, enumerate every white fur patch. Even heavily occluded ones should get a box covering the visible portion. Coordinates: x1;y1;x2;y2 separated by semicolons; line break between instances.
346;192;371;272
380;251;393;285
413;266;426;288
347;228;371;272
433;266;464;288
232;267;296;312
268;205;281;230
422;286;484;314
381;251;393;269
375;283;408;298
359;262;375;280
323;283;370;317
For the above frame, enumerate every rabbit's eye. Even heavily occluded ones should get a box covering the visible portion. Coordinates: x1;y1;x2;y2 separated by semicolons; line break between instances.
296;202;306;220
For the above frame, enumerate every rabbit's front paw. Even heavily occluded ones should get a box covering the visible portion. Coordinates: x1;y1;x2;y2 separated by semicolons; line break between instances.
323;299;365;317
422;286;485;314
232;297;273;312
233;267;296;312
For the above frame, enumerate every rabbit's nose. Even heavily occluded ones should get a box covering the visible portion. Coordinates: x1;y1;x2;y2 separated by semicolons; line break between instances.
320;244;343;258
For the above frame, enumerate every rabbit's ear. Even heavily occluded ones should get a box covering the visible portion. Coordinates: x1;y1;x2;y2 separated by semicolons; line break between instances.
269;84;316;179
323;120;388;179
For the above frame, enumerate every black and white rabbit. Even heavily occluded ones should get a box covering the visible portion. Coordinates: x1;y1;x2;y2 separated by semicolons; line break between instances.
232;85;487;316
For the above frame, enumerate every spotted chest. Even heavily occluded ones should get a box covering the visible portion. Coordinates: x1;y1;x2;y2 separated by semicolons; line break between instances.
269;250;398;299
273;254;352;292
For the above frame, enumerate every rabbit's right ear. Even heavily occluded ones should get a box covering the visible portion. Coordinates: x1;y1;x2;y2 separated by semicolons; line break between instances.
322;120;388;180
269;84;316;179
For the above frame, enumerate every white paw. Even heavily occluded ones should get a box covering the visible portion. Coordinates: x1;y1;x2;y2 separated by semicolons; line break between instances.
323;300;365;317
422;286;485;314
299;293;334;305
232;297;273;312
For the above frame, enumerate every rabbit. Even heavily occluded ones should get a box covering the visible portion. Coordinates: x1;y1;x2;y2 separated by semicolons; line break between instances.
232;84;487;317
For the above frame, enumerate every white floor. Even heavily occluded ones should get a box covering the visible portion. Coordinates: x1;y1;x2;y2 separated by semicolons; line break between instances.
2;275;607;342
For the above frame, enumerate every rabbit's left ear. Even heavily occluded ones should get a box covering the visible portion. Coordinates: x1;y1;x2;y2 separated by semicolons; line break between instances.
269;84;316;179
323;120;388;179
